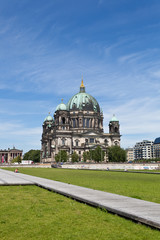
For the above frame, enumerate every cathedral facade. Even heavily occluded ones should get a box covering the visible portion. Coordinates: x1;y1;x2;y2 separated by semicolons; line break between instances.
41;81;121;162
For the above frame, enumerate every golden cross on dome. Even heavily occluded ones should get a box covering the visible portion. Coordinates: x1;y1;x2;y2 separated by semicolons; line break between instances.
61;98;63;102
80;75;84;87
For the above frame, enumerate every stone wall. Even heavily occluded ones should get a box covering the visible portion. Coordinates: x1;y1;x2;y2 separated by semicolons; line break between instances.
1;162;160;170
62;163;160;170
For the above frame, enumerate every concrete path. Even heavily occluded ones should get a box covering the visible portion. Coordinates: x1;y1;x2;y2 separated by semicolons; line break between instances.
0;169;34;185
0;169;160;230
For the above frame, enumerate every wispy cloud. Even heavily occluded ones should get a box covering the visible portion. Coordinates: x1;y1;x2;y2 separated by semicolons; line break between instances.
118;52;141;63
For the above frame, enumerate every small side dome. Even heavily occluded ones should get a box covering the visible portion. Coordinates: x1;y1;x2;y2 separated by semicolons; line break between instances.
110;114;119;122
56;99;67;111
44;113;53;122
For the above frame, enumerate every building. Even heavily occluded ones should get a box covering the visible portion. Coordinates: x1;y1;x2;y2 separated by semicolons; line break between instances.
41;80;121;162
133;140;154;160
153;137;160;159
126;148;134;162
0;147;23;164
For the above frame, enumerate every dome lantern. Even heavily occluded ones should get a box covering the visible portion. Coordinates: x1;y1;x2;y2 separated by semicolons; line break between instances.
80;77;85;93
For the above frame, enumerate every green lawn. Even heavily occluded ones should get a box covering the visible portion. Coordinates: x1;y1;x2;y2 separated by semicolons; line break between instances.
0;185;160;240
5;167;160;204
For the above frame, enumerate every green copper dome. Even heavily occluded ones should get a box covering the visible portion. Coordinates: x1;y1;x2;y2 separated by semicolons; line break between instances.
110;114;119;122
67;80;100;113
44;114;53;122
56;100;67;111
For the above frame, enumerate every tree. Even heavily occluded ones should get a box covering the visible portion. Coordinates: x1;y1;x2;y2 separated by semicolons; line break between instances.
83;151;90;162
71;151;79;163
23;150;41;162
89;150;94;161
12;155;21;163
92;146;104;162
108;146;126;162
55;150;68;162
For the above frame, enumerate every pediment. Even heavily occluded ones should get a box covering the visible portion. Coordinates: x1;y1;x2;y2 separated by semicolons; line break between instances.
82;131;101;137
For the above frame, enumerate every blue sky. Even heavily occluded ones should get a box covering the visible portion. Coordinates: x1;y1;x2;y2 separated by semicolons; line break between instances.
1;0;160;153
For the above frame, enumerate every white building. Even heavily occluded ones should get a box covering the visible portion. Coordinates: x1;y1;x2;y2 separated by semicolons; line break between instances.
133;140;154;160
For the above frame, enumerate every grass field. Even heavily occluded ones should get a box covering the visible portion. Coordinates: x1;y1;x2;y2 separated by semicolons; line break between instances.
1;168;160;239
0;185;160;240
5;167;160;203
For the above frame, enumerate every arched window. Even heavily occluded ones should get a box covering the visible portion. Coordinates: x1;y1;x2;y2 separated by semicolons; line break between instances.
62;138;65;145
73;119;76;128
62;117;65;124
77;118;79;127
115;127;118;133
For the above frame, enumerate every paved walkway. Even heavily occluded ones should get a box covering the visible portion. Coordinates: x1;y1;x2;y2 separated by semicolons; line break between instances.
0;169;160;230
0;169;34;185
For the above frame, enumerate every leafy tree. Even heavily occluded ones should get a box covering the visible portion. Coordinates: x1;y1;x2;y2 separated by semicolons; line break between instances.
83;147;104;162
23;150;40;163
83;151;90;162
92;146;105;162
89;150;94;160
108;146;126;162
12;155;21;163
55;150;68;162
71;151;79;163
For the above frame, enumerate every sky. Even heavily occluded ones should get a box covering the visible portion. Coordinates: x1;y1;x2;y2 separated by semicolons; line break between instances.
0;0;160;153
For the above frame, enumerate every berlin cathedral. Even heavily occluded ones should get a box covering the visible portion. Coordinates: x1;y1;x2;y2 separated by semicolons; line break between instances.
41;80;121;162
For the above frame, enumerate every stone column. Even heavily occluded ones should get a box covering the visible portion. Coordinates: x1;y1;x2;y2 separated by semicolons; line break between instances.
42;143;45;157
59;116;61;124
92;118;95;128
48;140;51;157
55;138;58;154
70;137;72;155
95;118;98;128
